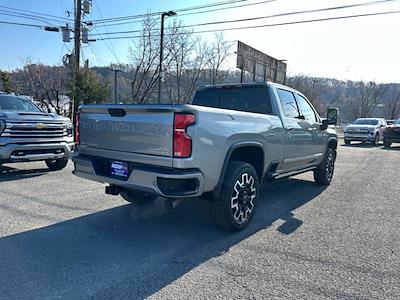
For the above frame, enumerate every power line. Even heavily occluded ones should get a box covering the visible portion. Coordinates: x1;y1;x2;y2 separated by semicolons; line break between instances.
0;4;72;22
88;0;278;28
0;10;58;25
88;44;105;66
92;1;121;64
179;0;278;17
0;20;48;28
90;0;398;37
96;9;400;41
88;0;254;24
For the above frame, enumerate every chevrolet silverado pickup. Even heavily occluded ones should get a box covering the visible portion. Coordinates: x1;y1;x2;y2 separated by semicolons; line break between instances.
344;118;386;145
72;82;338;231
0;93;74;170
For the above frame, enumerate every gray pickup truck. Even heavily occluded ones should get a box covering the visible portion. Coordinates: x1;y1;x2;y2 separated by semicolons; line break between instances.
72;82;338;231
0;93;74;170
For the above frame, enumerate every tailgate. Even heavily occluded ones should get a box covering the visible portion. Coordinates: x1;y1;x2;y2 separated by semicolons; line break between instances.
79;105;174;157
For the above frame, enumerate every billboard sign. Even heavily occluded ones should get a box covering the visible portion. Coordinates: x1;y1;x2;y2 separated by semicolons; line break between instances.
236;41;287;84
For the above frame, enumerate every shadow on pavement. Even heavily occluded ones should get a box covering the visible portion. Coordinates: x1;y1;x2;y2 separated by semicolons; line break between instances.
0;165;51;182
341;142;381;148
381;145;400;151
0;178;325;299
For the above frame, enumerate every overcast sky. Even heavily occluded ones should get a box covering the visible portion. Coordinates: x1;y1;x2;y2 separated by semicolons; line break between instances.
0;0;399;83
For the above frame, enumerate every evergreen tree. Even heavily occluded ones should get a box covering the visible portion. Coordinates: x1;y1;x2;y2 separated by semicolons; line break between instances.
0;71;13;93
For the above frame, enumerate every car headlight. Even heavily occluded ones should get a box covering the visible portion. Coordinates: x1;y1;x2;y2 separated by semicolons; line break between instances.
0;120;5;135
64;121;73;136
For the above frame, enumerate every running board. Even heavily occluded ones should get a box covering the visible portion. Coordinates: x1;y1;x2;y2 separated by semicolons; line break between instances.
273;166;317;179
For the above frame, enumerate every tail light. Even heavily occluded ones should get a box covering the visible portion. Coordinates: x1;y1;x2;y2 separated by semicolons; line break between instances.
173;113;195;158
75;111;80;145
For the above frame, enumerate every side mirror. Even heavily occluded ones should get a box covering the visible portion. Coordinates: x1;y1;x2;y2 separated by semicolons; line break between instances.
326;108;339;125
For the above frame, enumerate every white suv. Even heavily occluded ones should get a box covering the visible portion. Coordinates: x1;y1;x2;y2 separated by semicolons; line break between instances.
344;118;386;145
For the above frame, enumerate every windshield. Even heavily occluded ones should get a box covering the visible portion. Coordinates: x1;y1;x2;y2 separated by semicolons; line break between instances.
353;119;378;125
0;95;41;112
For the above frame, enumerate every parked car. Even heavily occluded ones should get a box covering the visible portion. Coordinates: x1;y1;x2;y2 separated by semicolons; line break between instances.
72;82;338;231
344;118;386;145
386;120;396;126
384;119;400;147
0;93;74;170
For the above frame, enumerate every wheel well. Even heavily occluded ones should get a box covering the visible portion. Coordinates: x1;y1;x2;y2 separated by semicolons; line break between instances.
229;146;264;180
328;139;338;150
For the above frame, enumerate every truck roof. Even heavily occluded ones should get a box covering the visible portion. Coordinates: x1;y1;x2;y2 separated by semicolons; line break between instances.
197;81;290;91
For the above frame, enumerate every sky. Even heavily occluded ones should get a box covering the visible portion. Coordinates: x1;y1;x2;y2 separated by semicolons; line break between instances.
0;0;399;83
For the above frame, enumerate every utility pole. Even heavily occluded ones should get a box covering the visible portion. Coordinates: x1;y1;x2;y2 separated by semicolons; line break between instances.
109;68;123;104
72;0;82;126
157;11;177;104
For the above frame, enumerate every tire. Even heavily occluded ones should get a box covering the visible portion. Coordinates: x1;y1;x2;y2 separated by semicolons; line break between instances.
210;161;260;232
372;133;379;146
344;139;351;145
314;148;336;186
384;139;392;148
45;158;68;171
120;190;157;205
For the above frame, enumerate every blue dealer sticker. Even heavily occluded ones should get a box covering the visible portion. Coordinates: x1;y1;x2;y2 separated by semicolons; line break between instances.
110;161;129;178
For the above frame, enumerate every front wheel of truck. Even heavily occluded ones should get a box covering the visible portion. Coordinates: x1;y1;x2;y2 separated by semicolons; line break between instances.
45;158;68;171
314;148;336;186
210;161;260;232
120;190;157;205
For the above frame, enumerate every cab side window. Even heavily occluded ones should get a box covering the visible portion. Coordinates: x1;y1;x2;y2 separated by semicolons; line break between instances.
294;94;318;123
277;89;300;118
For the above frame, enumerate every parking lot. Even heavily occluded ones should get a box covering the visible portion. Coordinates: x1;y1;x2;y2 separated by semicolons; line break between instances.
0;141;399;299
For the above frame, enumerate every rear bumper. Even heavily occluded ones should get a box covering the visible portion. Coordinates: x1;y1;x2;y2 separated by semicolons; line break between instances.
72;155;205;199
384;131;400;142
0;142;75;162
385;137;400;143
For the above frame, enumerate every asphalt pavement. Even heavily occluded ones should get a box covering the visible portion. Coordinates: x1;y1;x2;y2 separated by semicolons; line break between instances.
0;141;399;299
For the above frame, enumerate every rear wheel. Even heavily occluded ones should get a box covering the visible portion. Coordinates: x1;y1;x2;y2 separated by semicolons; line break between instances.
344;139;351;145
210;161;259;232
120;190;157;205
384;138;392;148
45;158;68;171
314;148;336;186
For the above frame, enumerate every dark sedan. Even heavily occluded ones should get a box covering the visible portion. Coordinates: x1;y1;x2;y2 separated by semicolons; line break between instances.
384;119;400;147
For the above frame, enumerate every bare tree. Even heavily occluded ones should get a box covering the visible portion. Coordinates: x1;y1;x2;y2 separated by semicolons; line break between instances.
348;81;387;119
164;20;210;103
127;16;234;104
287;75;323;112
385;85;400;119
207;33;232;85
128;16;161;103
11;63;69;114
